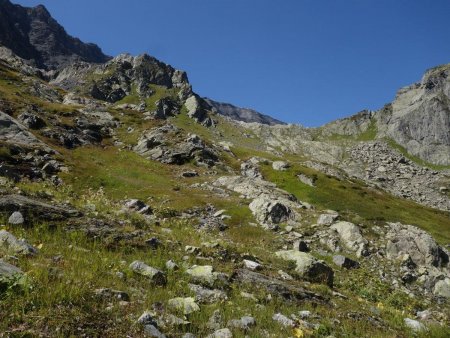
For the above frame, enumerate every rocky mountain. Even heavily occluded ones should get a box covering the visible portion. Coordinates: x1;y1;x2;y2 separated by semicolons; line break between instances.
0;0;110;70
204;98;286;125
0;1;449;337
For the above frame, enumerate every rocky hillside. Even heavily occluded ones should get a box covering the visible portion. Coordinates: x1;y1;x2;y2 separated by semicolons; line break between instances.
0;1;449;337
0;0;110;70
204;98;285;126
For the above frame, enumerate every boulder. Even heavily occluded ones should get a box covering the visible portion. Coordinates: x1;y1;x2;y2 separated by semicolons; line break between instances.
231;269;325;302
385;223;449;268
123;199;152;215
249;197;292;228
332;255;359;269
272;313;295;327
8;211;24;225
275;250;334;286
243;259;262;271
0;194;79;221
272;161;290;171
185;265;217;287
188;284;227;304
206;328;233;338
168;297;200;315
129;261;167;286
330;221;368;257
317;212;339;225
227;316;256;331
0;259;23;285
433;278;450;298
0;230;37;256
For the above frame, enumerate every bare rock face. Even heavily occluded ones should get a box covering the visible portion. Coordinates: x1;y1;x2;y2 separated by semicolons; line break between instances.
0;0;110;70
376;64;450;166
134;124;219;166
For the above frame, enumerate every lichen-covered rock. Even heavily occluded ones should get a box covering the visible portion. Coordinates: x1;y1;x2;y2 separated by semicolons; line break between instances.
433;278;450;298
330;221;368;257
129;261;167;286
0;230;37;256
168;297;200;315
275;250;334;286
249;197;292;228
385;223;449;268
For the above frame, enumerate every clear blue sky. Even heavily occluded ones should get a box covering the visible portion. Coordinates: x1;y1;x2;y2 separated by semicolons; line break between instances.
14;0;450;126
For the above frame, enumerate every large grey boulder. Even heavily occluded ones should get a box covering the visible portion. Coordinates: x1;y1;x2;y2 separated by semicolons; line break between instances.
275;250;334;286
385;223;449;268
330;221;368;257
0;230;37;256
0;194;80;221
129;261;167;286
249;197;292;228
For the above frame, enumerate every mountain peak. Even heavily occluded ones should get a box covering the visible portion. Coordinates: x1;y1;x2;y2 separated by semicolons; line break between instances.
0;0;110;70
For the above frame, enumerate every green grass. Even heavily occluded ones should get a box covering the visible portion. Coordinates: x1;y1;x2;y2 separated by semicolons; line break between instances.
261;163;450;244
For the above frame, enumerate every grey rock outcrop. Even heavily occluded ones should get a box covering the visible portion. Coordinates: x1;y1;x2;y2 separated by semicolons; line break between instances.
205;98;285;125
376;64;450;166
385;223;449;268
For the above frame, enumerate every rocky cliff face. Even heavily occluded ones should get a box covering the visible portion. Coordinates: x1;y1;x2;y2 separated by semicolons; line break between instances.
0;0;110;70
204;98;285;126
376;64;450;165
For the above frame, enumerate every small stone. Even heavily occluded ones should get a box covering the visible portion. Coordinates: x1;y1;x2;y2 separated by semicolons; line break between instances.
168;297;200;315
143;324;166;338
207;310;223;330
317;212;338;226
8;211;24;225
185;245;200;255
145;237;160;249
272;161;290;171
298;310;311;319
404;318;425;332
165;260;179;271
293;240;309;252
181;171;199;178
243;259;262;271
206;328;233;338
94;288;130;301
129;261;167;286
272;313;295;327
332;255;360;269
227;316;256;331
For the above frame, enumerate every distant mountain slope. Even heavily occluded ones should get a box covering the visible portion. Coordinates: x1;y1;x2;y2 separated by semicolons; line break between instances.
205;98;286;125
0;0;110;69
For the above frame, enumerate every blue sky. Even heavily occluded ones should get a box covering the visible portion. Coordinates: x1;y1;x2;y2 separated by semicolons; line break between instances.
14;0;450;126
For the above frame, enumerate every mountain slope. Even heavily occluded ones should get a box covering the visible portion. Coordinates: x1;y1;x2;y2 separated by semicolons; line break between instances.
0;0;110;69
0;2;449;337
